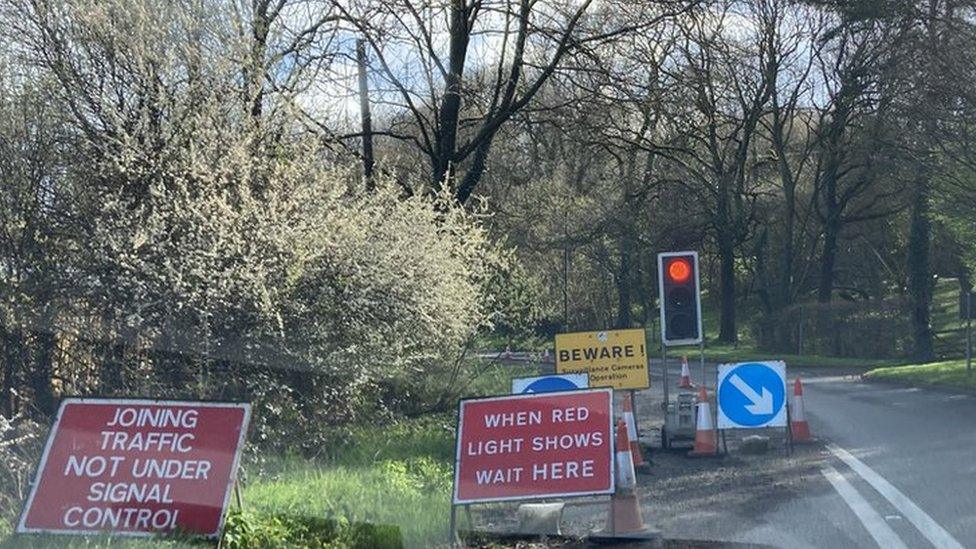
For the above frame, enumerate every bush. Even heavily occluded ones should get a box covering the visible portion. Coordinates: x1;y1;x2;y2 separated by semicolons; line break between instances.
222;511;404;549
0;0;507;445
0;415;44;539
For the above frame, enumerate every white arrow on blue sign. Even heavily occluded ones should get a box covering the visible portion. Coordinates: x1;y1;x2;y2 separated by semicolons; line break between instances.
716;361;787;429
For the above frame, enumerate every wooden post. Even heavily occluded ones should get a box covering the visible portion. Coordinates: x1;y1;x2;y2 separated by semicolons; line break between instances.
356;38;375;188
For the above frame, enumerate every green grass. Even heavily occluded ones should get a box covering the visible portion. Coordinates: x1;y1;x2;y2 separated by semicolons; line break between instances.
226;413;462;548
231;455;451;548
457;358;539;398
864;359;976;390
701;343;904;370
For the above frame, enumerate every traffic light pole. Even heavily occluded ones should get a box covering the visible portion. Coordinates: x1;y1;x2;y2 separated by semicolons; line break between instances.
661;344;668;412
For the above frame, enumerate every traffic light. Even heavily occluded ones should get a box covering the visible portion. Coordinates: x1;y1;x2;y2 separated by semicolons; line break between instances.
657;251;702;346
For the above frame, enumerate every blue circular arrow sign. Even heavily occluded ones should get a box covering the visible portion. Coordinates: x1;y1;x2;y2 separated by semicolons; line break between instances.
512;373;589;394
523;376;581;393
717;362;786;428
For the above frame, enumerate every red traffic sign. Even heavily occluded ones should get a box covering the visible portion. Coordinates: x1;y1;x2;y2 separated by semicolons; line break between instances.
453;388;614;504
17;398;250;538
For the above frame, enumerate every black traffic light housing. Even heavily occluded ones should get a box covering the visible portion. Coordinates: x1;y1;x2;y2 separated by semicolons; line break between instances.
657;251;702;346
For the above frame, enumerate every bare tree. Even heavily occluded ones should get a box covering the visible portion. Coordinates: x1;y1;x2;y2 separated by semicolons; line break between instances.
335;0;695;203
663;2;776;342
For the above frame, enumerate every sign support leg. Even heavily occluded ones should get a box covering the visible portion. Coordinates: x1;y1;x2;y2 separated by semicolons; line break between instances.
234;480;244;510
629;389;640;439
449;504;458;548
786;402;793;456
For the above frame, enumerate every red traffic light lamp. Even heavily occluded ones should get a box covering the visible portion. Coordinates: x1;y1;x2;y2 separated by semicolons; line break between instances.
667;258;691;284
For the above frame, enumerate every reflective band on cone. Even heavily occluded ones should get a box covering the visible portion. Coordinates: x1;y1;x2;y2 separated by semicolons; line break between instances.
678;356;694;389
688;386;718;457
622;394;648;469
791;378;813;443
615;420;636;491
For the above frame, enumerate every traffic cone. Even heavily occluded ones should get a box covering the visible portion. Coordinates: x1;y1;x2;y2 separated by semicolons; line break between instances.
622;393;650;472
678;356;694;389
790;378;813;443
688;386;718;457
592;420;657;541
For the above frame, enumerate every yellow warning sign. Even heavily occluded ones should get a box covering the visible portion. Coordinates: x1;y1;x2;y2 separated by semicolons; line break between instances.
555;328;649;390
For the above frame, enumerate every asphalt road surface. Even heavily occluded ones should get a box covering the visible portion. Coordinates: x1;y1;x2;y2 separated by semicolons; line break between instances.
634;359;976;548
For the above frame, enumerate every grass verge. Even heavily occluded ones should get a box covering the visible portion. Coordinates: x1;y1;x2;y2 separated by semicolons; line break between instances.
702;343;903;370
863;359;976;391
226;415;457;548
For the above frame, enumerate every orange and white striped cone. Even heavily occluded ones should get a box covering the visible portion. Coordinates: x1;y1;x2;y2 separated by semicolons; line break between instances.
790;378;813;443
688;386;718;457
592;420;658;541
678;356;694;389
622;394;650;472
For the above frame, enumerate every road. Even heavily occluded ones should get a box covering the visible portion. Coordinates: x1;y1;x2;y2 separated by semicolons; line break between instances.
630;359;976;548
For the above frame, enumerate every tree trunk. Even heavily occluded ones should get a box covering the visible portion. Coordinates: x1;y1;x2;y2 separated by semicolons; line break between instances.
30;329;56;416
1;324;21;417
248;5;270;120
959;271;971;314
99;338;126;395
818;216;839;302
907;166;934;361
815;77;856;303
715;168;738;343
615;235;633;329
456;136;492;204
356;39;375;188
904;0;941;362
718;235;737;343
432;1;471;190
776;127;797;309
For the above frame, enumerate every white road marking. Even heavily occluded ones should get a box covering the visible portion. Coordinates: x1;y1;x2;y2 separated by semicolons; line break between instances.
827;443;964;549
821;465;908;549
801;376;856;384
